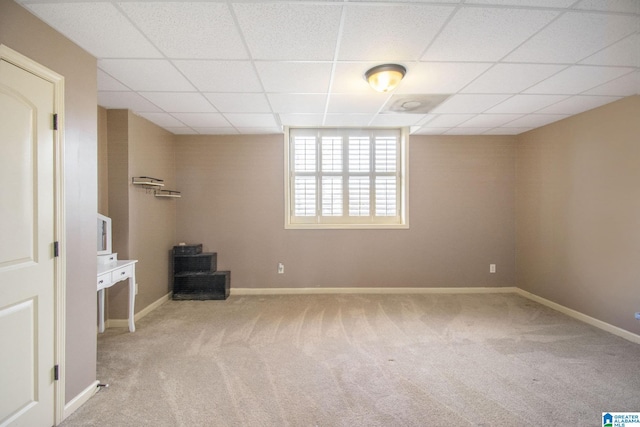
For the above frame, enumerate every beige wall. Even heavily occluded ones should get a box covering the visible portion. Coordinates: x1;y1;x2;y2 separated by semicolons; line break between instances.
0;0;98;403
97;107;108;214
104;110;177;319
175;135;516;289
107;109;130;259
516;95;640;334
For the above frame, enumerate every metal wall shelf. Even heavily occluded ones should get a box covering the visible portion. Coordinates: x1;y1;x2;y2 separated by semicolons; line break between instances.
132;176;164;188
154;189;181;198
132;176;180;198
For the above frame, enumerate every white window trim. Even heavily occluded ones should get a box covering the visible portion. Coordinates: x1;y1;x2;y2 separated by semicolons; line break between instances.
284;127;409;230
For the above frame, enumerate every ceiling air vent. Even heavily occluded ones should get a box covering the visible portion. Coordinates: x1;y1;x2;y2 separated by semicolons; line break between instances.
382;94;451;114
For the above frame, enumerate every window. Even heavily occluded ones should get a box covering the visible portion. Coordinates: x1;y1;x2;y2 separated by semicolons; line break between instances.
285;128;408;229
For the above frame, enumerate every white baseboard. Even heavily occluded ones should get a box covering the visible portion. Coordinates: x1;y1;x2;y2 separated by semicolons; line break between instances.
62;380;99;421
514;288;640;345
232;286;519;295
107;292;172;329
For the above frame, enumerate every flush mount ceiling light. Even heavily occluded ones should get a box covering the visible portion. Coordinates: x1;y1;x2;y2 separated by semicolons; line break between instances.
364;64;407;92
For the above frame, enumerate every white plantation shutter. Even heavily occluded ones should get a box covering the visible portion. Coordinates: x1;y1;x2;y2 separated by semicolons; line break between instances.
287;128;407;228
348;138;370;173
321;176;342;216
375;137;396;173
375;176;396;216
294;176;316;216
294;137;315;172
374;137;398;217
321;137;342;172
348;176;370;216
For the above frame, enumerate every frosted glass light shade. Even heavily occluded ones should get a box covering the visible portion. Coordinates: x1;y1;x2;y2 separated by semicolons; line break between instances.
364;64;406;92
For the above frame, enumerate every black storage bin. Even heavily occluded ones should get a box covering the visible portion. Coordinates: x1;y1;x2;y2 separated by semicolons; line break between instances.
173;244;202;255
172;244;229;300
173;271;230;300
174;253;217;275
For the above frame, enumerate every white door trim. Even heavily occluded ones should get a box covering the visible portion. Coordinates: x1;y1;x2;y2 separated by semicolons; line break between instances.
0;44;66;426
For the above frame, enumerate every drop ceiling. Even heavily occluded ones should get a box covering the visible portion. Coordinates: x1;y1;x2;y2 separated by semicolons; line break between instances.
16;0;640;136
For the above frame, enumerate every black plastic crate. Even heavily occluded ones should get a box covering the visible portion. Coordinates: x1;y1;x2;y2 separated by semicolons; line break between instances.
173;271;230;300
173;244;202;255
174;253;217;275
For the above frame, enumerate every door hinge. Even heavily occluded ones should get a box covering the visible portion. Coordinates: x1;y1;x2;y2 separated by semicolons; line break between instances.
53;241;59;257
53;114;58;131
54;365;59;381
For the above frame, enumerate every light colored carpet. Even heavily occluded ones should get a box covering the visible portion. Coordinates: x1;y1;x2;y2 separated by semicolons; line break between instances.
61;293;640;426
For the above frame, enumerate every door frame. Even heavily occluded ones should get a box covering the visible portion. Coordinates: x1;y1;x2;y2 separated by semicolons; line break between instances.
0;44;66;425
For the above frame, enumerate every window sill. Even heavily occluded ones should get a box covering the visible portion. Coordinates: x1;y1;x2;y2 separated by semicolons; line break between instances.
285;222;409;230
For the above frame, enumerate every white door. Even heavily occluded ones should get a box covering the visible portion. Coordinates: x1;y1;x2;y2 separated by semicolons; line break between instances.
0;58;56;426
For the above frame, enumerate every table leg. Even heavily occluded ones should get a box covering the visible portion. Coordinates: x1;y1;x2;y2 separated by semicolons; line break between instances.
128;272;136;332
98;289;105;333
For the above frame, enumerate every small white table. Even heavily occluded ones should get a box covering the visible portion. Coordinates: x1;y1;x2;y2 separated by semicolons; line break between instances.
97;259;138;333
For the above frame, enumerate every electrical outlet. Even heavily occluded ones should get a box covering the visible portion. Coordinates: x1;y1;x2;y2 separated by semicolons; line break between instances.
135;282;139;295
490;264;496;273
278;263;284;274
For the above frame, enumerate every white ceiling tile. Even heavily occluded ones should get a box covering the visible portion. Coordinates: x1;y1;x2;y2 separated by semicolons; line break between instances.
236;127;283;135
524;66;635;94
136;112;185;128
502;114;569;128
465;0;576;6
584;71;640;96
140;93;216;113
369;114;427;127
339;4;453;61
256;62;333;93
505;12;639;64
279;114;325;127
204;93;271;113
267;94;327;114
485;94;569;114
424;114;475;127
574;0;640;13
118;2;247;59
461;64;567;94
458;114;523;128
173;61;262;92
431;94;511;114
21;0;639;136
166;127;198;135
172;113;230;128
396;63;492;94
483;127;533;135
98;91;162;113
535;95;621;114
223;114;278;128
417;115;437;126
98;70;129;91
324;114;374;127
194;128;239;135
412;127;451;135
327;93;390;114
25;3;161;58
98;60;195;92
422;8;558;61
580;34;640;67
233;3;342;60
445;128;493;135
